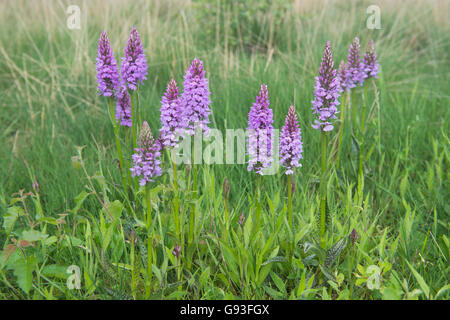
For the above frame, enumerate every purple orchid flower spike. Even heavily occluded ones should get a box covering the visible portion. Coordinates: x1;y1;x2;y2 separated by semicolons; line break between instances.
121;26;148;91
247;84;274;174
345;37;365;89
180;58;211;136
280;106;303;175
96;31;121;97
130;121;162;186
312;41;341;132
115;86;132;127
159;78;184;148
363;39;379;80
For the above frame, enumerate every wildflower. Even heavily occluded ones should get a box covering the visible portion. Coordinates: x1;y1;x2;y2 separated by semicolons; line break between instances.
350;228;359;245
280;106;303;175
32;180;39;193
121;26;148;91
115;86;132;127
363;39;379;80
312;41;341;132
96;31;121;97
130;121;162;186
345;37;365;89
238;213;245;226
180;58;211;136
172;243;181;259
247;84;274;174
159;79;184;148
337;60;351;92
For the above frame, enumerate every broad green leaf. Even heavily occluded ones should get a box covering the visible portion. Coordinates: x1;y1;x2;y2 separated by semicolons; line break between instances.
167;290;186;300
199;267;211;289
325;237;347;267
42;264;70;279
405;261;430;299
102;200;124;221
44;236;58;246
355;278;367;286
1;244;17;269
319;265;336;282
262;256;286;266
264;285;282;299
72;191;89;215
3;206;23;233
84;271;96;294
381;286;403;300
270;271;286;294
297;270;306;297
111;263;132;271
22;230;48;242
257;263;272;287
13;256;37;294
435;284;450;300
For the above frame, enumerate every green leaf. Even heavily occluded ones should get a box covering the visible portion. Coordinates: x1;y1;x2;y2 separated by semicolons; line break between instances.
42;264;70;279
381;286;403;300
22;230;48;242
264;285;282;299
72;191;89;215
351;134;360;156
270;272;286;295
355;278;367;286
257;263;272;287
3;206;23;233
199;267;211;289
103;200;124;221
319;265;335;282
325;237;347;267
297;270;306;297
102;220;119;252
405;261;430;299
262;256;287;266
167;290;186;300
84;270;96;295
435;284;450;300
43;236;58;246
13;256;37;294
1;244;17;269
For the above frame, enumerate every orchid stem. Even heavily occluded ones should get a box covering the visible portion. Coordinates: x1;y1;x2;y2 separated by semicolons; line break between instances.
319;131;328;249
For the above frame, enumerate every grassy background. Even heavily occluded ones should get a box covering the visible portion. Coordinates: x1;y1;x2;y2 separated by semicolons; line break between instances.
0;0;448;299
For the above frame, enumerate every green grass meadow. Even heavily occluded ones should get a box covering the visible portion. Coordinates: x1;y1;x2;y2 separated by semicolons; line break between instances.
0;0;449;299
